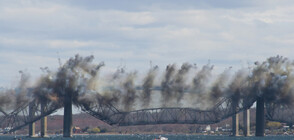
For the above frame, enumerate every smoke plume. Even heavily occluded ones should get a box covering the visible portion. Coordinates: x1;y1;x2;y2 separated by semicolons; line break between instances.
2;55;294;114
141;66;158;108
173;63;192;104
161;64;176;107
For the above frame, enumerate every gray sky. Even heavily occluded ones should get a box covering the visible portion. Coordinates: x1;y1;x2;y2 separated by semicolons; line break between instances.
1;0;294;87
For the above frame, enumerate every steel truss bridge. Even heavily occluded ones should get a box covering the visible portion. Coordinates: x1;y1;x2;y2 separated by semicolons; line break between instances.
0;92;293;133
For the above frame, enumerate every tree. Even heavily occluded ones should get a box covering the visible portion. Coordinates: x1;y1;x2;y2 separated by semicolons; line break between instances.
100;128;107;133
83;126;90;132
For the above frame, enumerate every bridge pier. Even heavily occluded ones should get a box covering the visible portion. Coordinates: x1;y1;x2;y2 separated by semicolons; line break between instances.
63;92;73;137
232;113;239;136
41;102;48;137
28;102;36;137
255;97;265;137
243;109;250;136
231;97;239;136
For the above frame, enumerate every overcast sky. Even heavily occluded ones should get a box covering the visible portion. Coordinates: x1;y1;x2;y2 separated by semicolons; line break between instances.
1;0;294;87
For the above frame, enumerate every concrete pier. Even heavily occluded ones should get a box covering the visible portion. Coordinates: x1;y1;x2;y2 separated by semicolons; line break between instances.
41;102;48;137
243;109;250;136
63;93;73;137
232;113;239;136
231;97;239;136
28;102;35;137
255;97;265;137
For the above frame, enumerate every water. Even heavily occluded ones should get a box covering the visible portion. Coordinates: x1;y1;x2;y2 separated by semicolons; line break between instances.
1;135;294;140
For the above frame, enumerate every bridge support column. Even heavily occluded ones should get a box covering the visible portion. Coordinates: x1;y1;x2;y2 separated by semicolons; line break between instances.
232;113;239;136
255;97;265;137
243;109;250;136
28;102;36;137
63;93;73;137
41;102;48;137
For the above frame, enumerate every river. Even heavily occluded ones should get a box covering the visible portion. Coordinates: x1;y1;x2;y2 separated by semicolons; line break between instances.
1;134;293;140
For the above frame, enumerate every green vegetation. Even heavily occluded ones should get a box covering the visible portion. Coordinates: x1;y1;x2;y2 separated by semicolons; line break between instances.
266;121;282;130
87;127;101;134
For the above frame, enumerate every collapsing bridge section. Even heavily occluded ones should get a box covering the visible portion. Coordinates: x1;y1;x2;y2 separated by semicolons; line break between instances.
266;103;294;125
3;91;294;137
0;99;61;134
82;95;257;126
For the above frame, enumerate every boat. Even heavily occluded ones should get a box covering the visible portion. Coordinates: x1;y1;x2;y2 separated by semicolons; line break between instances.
154;135;168;140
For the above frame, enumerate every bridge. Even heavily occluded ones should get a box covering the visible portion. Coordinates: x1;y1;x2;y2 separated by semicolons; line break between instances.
0;55;293;137
0;88;292;137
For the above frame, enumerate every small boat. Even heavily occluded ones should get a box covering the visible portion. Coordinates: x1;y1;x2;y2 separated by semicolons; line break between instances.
154;135;168;140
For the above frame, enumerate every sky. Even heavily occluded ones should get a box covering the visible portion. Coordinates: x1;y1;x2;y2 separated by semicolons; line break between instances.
1;0;294;87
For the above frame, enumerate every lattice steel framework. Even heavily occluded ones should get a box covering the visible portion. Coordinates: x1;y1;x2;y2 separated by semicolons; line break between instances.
266;103;294;124
6;89;294;132
81;94;258;126
0;99;61;133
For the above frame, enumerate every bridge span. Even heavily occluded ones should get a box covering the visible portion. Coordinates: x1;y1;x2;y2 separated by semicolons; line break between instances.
1;91;291;137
